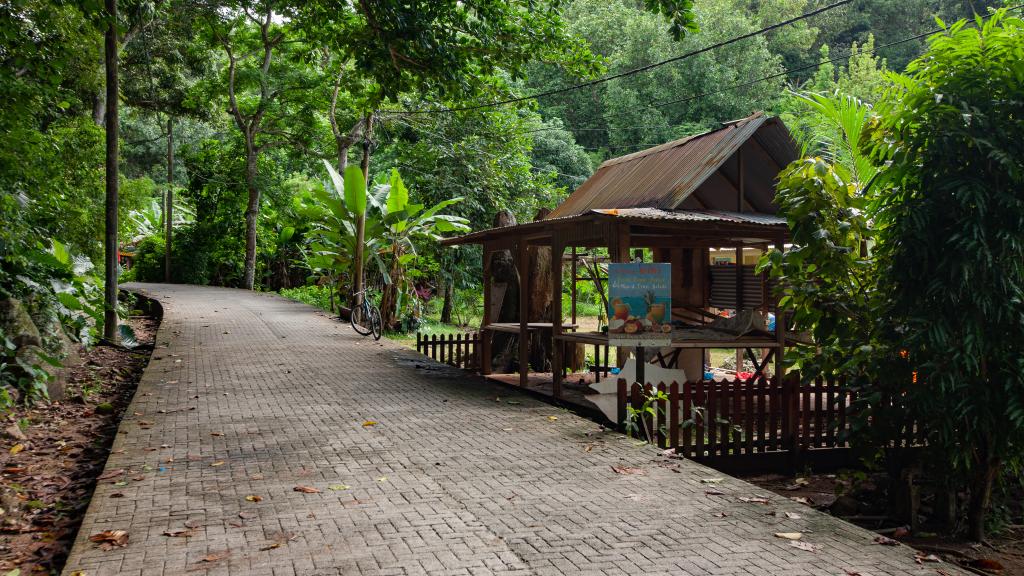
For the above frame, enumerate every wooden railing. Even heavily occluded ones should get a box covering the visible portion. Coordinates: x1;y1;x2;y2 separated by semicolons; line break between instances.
415;332;481;370
617;376;863;463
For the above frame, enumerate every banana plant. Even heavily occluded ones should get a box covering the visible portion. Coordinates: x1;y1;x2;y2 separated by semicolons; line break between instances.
303;161;469;328
126;196;195;243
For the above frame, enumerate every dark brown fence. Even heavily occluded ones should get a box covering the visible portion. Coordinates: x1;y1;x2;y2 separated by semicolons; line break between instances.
616;376;869;470
415;332;481;370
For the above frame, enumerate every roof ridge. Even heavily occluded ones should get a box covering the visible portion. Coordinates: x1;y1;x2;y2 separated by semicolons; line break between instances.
597;111;764;169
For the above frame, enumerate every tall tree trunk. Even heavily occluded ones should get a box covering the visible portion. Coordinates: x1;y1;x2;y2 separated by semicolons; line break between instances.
353;112;373;306
440;279;453;324
527;208;553;371
164;116;173;283
967;454;999;541
242;140;259;290
102;0;119;341
488;210;520;371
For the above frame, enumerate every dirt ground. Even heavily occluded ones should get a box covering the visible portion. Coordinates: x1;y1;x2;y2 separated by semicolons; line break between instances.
744;472;1024;575
0;311;158;574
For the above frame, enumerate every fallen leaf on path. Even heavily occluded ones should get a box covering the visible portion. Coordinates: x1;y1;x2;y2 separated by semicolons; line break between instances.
547;416;558;421
914;553;941;564
245;495;263;502
238;512;255;519
784;512;802;519
506;400;521;405
184;520;201;529
9;444;25;455
260;542;283;551
377;476;388;482
968;559;1004;572
210;432;224;437
790;540;816;552
210;461;225;467
715;511;729;517
361;421;377;427
874;535;900;546
739;496;771;504
293;485;320;493
774;532;802;540
199;550;230;563
701;478;723;484
611;465;646;475
790;496;811;505
328;484;350;491
705;489;726;496
162;529;193;538
96;469;124;480
89;530;129;548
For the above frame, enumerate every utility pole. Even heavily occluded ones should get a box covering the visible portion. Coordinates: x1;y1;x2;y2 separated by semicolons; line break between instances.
103;0;119;341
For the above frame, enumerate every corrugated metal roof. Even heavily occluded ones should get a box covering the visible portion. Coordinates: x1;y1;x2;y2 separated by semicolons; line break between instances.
442;208;787;245
547;112;796;219
595;208;786;227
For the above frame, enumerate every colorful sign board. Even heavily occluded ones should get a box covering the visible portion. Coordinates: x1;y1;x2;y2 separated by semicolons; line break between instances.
607;263;672;347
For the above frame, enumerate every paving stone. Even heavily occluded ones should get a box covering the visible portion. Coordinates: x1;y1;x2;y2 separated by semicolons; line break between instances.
62;284;962;575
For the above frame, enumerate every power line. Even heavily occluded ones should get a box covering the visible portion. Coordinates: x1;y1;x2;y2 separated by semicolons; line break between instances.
387;0;853;116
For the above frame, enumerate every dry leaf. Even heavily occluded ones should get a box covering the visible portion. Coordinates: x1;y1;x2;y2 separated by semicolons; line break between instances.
293;485;320;494
361;420;377;427
790;496;811;505
238;511;255;519
245;495;263;502
199;550;230;563
739;496;771;504
705;489;726;496
611;465;646;475
914;553;941;564
96;469;124;480
873;535;900;546
9;443;25;455
790;540;816;552
184;520;201;529
377;476;388;482
774;532;803;540
328;484;350;491
701;478;723;484
547;416;558;421
784;512;802;519
968;559;1004;572
162;529;192;538
210;432;224;437
89;530;129;547
210;461;225;467
260;542;282;551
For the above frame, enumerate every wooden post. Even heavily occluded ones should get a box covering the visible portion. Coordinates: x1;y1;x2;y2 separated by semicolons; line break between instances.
609;223;631;367
735;244;745;370
480;243;493;375
570;246;578;326
517;240;530;387
551;233;564;398
775;234;796;453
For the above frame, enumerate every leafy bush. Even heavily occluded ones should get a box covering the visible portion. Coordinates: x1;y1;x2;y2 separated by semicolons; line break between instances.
279;285;337;313
131;235;166;283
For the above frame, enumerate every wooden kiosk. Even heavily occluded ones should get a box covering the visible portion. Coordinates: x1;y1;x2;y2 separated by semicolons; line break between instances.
443;112;798;394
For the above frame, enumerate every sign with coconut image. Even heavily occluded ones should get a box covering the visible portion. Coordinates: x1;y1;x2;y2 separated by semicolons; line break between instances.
607;263;672;347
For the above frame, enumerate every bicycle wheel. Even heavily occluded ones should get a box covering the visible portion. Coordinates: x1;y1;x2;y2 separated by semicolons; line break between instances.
369;306;382;341
350;304;373;336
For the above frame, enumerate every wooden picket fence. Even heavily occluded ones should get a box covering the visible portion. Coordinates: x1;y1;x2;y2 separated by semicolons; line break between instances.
617;376;873;471
415;332;481;370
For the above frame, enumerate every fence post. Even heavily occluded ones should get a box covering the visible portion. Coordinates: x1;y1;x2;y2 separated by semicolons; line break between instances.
617;379;627;432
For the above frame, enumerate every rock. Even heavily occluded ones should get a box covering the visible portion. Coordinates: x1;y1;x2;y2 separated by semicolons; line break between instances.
0;299;41;348
2;424;26;442
94;402;115;415
830;494;861;516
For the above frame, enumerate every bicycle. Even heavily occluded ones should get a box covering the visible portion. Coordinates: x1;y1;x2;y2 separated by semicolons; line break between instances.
349;289;382;341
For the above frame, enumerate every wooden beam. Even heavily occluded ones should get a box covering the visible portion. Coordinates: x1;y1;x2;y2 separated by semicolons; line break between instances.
480;241;494;375
517;241;530;387
551;233;565;398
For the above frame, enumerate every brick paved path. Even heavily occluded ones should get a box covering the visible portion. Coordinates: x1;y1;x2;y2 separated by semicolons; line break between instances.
63;285;956;576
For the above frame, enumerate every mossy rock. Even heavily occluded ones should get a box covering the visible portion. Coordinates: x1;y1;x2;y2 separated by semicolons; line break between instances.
94;402;115;415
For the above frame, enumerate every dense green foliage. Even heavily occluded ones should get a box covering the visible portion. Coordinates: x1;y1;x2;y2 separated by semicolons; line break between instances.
764;9;1024;539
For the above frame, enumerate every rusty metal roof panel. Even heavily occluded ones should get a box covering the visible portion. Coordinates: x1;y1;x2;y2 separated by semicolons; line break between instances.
595;208;786;227
548;112;774;219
